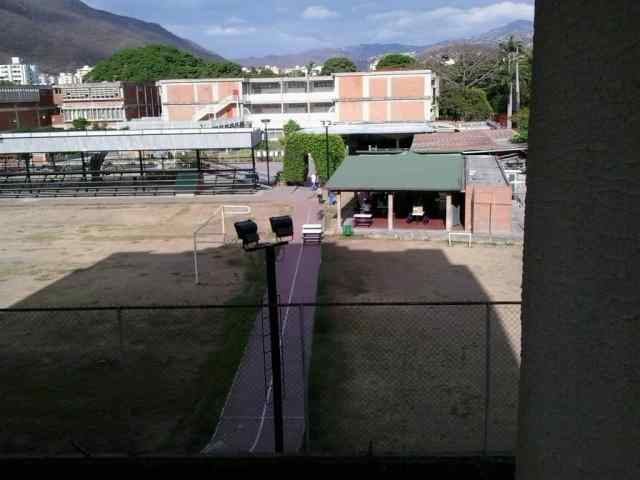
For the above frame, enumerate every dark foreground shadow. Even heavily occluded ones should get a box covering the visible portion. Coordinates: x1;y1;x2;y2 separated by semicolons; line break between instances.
308;243;521;456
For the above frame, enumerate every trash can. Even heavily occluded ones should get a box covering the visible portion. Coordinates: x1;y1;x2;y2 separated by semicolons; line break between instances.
342;220;353;237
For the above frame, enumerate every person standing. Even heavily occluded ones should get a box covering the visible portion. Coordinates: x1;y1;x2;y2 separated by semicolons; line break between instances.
310;173;317;191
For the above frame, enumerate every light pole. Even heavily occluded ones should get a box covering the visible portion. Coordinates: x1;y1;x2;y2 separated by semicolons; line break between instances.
261;118;271;185
234;216;294;454
321;120;332;183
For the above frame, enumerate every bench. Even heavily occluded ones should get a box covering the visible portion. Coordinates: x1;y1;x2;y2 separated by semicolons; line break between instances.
302;224;323;244
353;213;373;228
448;232;473;248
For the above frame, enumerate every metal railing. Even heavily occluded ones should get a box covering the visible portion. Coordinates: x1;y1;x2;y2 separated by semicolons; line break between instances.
0;302;521;457
0;167;259;198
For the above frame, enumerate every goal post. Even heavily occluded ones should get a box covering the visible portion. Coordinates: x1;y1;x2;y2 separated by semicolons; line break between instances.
193;205;252;284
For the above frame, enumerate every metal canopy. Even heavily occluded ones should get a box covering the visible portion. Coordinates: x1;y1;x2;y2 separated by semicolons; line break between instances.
327;152;465;192
0;128;262;154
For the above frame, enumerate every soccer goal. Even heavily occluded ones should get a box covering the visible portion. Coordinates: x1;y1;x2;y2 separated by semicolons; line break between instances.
193;205;252;284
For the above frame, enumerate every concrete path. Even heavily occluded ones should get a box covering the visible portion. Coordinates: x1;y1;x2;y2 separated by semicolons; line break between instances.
204;186;322;454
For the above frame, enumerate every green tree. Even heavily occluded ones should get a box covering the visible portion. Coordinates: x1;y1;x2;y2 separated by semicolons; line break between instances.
283;119;302;138
439;87;494;121
512;107;529;143
376;53;417;70
86;44;243;82
72;118;90;130
322;57;357;75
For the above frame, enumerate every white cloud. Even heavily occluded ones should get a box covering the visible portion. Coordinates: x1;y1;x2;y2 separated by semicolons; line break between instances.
206;25;257;36
302;5;339;20
369;2;534;41
225;16;247;25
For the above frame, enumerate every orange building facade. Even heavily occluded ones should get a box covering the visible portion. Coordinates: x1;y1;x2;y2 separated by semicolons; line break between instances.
158;70;438;129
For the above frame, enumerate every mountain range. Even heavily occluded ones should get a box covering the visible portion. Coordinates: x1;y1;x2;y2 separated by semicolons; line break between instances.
0;0;223;73
235;20;534;70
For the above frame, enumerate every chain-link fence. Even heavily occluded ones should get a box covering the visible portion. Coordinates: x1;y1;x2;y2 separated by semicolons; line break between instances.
0;302;520;457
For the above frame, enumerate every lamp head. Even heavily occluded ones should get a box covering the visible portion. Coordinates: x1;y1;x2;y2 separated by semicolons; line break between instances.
270;216;294;240
234;220;260;250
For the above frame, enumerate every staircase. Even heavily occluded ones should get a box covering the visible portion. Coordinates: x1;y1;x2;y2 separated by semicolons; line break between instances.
193;96;239;122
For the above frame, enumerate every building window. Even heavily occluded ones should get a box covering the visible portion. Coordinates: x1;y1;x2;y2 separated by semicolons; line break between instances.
310;102;333;113
312;80;334;92
284;103;308;114
250;83;281;94
252;104;282;114
285;81;307;93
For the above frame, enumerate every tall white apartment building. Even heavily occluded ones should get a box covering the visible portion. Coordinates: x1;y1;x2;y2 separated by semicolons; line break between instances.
0;57;39;85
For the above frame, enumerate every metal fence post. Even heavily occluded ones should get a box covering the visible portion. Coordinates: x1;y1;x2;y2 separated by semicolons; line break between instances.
483;303;491;456
299;304;310;452
117;308;134;455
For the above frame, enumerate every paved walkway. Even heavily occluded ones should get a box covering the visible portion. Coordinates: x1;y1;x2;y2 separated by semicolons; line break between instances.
204;187;322;454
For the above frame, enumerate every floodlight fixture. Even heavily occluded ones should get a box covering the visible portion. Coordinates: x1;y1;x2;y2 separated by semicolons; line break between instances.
270;215;294;240
234;219;260;250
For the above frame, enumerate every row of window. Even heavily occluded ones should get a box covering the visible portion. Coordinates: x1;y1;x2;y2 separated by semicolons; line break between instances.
63;108;125;122
0;86;40;102
250;102;334;114
247;80;335;95
64;86;122;101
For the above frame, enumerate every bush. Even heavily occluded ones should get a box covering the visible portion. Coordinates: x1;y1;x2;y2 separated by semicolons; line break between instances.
283;120;302;139
72;118;90;130
439;87;494;121
512;107;529;143
283;132;346;183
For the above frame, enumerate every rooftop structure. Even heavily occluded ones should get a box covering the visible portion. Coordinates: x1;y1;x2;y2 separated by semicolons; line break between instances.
0;85;58;131
57;81;161;127
327;151;511;235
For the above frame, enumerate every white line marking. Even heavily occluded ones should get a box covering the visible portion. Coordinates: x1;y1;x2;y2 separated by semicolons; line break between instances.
249;207;311;453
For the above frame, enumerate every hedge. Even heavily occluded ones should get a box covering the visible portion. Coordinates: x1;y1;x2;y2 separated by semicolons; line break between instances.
282;132;346;184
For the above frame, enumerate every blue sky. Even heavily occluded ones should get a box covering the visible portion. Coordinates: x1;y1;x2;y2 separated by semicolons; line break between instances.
84;0;535;58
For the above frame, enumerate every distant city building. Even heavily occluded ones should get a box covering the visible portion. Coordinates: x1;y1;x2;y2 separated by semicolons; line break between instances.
0;84;58;130
263;65;281;75
158;69;438;129
57;82;161;127
57;72;76;86
283;64;323;77
0;57;40;85
38;73;57;85
57;65;94;86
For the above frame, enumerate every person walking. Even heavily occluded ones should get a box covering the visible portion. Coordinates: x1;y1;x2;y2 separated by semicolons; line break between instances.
310;173;317;191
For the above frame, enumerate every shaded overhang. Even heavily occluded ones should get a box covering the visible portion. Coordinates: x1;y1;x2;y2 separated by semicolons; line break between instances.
0;128;261;154
303;122;436;136
327;152;465;192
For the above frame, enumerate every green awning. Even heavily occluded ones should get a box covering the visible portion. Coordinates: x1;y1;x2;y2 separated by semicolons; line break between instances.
327;152;465;192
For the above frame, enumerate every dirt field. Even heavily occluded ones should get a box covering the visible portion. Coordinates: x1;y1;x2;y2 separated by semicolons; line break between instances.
310;239;523;455
0;198;292;308
0;197;291;455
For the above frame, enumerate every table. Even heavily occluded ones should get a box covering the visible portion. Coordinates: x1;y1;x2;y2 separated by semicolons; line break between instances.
353;213;373;227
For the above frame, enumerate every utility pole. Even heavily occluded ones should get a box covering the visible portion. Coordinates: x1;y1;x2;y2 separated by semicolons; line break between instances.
515;46;521;114
507;53;513;129
261;119;271;185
